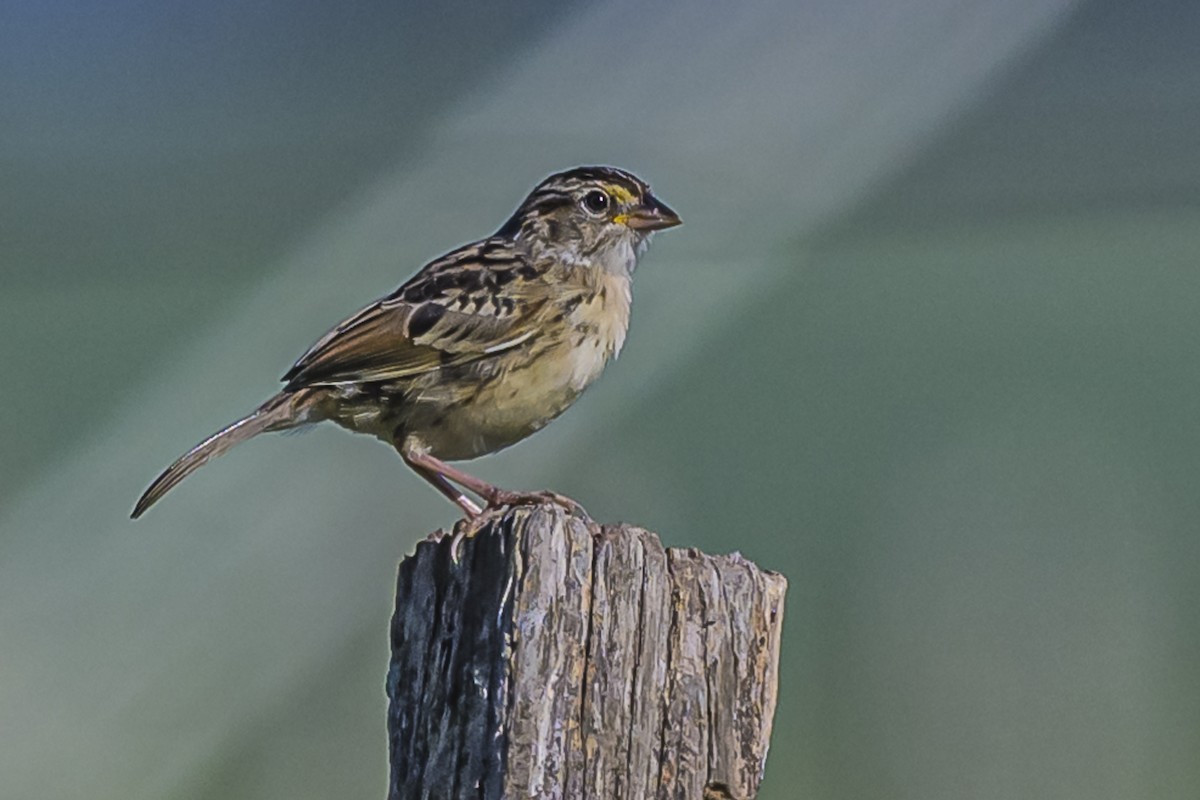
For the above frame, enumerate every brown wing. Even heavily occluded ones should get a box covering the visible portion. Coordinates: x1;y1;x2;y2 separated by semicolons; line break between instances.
282;239;545;389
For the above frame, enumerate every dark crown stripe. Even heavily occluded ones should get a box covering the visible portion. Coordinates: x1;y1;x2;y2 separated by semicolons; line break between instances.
494;166;651;239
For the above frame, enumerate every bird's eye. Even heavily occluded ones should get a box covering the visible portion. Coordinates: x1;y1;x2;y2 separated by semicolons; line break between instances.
582;190;610;215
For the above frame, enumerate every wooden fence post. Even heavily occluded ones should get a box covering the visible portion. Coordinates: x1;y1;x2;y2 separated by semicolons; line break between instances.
387;504;786;799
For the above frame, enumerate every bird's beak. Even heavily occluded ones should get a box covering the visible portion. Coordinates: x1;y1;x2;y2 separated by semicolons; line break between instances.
621;194;682;231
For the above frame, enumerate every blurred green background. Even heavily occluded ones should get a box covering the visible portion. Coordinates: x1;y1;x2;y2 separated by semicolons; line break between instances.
4;1;1199;797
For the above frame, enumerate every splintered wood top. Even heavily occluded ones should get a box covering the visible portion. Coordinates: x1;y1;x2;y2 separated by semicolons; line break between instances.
388;504;787;800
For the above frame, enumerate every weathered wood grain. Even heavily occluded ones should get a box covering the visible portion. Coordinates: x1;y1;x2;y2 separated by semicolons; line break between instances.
387;504;786;800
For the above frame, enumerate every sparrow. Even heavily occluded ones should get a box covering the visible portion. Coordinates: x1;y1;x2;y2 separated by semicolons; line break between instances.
132;166;680;520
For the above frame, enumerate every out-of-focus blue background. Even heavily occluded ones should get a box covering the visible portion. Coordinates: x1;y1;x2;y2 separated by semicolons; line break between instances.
4;1;1199;797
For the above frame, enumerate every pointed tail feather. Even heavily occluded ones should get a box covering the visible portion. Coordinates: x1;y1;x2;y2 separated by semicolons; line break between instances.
132;391;314;519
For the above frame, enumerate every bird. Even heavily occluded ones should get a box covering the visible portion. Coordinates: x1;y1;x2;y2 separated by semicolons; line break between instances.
132;166;681;521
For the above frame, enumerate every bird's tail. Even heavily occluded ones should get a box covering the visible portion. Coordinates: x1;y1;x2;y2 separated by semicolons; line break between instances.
132;390;318;519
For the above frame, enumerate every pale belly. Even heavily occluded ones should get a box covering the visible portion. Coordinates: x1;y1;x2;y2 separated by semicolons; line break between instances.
415;332;614;460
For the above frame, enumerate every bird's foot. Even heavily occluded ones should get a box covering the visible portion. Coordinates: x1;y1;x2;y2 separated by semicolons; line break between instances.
441;489;590;563
484;488;587;518
446;515;490;564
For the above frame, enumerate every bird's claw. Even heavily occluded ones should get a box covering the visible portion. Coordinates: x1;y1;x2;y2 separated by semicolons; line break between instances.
442;490;587;565
485;488;587;517
447;514;491;565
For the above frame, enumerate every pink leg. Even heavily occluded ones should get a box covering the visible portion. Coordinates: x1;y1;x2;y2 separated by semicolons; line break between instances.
400;451;484;517
401;445;586;517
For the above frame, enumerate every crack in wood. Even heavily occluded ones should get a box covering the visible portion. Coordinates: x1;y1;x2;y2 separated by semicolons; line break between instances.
387;504;786;799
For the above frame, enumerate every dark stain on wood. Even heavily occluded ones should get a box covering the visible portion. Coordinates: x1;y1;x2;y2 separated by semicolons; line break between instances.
387;505;786;799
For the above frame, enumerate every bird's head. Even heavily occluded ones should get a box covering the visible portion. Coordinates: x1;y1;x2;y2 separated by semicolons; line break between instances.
497;166;681;274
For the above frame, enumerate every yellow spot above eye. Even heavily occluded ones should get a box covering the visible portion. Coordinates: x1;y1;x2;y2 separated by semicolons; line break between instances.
604;184;637;205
